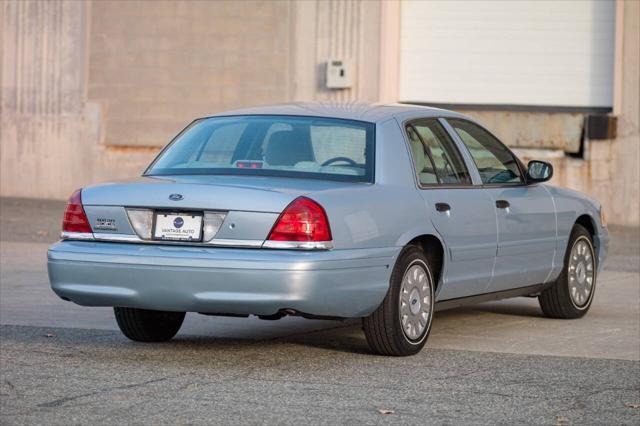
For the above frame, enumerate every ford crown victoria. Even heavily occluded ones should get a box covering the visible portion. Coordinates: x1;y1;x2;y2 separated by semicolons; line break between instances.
48;103;608;356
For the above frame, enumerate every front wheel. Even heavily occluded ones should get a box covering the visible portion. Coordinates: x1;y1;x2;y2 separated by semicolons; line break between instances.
114;307;185;342
363;245;435;356
539;224;597;319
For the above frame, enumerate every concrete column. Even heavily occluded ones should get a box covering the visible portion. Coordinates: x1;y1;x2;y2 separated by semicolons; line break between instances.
292;0;382;103
378;0;400;103
0;0;101;199
608;0;640;226
290;0;317;102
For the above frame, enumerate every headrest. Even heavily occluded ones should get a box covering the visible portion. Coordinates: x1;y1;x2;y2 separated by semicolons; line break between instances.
265;130;313;166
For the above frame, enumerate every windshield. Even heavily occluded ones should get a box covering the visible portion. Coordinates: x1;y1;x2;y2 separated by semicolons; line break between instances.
146;115;375;183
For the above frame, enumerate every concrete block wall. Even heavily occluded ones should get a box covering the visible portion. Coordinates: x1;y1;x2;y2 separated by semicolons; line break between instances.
88;0;293;148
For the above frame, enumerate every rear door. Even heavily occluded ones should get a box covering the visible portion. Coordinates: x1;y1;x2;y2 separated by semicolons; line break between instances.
446;118;557;291
403;118;498;300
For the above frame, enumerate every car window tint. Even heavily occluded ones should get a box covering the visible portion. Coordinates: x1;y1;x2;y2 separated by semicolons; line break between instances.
310;125;366;165
147;116;375;183
406;120;471;186
448;119;524;185
196;122;248;164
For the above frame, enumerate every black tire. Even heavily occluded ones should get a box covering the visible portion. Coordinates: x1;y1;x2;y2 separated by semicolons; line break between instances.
539;224;597;319
363;245;436;356
114;307;185;342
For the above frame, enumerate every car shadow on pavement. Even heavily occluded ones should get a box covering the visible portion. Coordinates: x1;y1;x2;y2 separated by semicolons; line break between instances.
274;323;375;355
3;322;377;359
4;300;553;359
1;298;554;359
178;321;374;356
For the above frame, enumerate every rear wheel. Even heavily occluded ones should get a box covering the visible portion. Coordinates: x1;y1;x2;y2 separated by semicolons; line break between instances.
114;307;185;342
539;224;596;319
363;245;435;356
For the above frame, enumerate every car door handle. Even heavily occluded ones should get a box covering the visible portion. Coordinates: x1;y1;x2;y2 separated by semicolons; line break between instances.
495;200;510;209
435;202;451;212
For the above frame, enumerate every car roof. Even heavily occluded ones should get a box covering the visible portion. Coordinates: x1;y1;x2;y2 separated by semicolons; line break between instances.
205;102;469;124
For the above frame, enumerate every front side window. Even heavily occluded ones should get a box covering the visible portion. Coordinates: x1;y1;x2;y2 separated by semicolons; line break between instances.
405;119;472;186
448;119;524;185
146;115;375;183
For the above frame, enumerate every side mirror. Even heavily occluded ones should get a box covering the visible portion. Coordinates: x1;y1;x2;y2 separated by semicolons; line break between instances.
527;160;553;183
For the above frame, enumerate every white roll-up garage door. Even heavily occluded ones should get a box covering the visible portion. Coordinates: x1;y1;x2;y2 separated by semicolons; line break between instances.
399;0;616;108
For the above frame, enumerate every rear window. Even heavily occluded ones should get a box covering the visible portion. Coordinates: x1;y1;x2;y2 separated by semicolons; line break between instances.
146;115;375;183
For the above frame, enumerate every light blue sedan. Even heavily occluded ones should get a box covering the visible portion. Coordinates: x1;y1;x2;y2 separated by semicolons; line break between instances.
48;103;609;356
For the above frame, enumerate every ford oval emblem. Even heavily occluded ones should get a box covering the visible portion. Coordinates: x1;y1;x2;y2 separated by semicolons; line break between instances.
173;217;184;228
169;193;183;201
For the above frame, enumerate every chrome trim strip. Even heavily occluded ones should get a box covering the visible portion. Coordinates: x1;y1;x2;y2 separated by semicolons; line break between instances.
66;232;332;250
206;238;263;248
60;231;94;240
92;233;264;248
262;240;334;250
94;233;142;242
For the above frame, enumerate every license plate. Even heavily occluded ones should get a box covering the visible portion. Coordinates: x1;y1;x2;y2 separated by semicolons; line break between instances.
153;212;202;241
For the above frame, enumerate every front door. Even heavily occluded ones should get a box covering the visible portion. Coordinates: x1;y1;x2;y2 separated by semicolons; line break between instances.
446;118;556;292
403;119;498;300
484;186;557;290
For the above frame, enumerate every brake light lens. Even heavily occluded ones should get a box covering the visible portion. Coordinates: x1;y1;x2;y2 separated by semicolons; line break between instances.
267;197;332;242
62;189;92;233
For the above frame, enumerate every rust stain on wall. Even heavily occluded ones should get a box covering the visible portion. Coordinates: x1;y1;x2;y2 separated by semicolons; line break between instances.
458;110;585;153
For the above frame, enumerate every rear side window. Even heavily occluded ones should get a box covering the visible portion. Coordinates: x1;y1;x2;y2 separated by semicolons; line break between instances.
405;119;472;186
448;119;524;185
147;115;375;183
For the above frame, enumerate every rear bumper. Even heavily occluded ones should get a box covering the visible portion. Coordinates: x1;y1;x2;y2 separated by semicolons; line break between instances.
47;241;398;318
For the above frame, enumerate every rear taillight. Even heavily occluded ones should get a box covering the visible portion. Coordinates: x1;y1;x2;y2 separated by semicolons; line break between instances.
266;197;332;247
62;189;92;234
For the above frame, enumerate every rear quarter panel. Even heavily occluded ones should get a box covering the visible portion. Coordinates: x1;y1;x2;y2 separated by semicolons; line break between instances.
311;185;437;250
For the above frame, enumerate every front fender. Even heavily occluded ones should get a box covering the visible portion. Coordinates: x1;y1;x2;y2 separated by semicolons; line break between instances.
545;184;608;271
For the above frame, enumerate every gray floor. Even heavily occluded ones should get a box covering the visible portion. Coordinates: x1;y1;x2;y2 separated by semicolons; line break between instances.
1;197;639;424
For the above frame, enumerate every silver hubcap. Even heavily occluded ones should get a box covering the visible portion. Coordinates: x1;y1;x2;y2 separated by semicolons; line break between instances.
399;262;432;341
568;237;595;307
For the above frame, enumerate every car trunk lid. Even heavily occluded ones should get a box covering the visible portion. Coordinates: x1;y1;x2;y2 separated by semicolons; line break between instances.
78;175;360;246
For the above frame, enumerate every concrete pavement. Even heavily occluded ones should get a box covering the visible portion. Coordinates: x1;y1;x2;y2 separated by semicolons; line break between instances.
1;197;639;424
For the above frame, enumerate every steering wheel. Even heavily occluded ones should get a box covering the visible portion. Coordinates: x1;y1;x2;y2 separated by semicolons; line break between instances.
321;157;358;167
